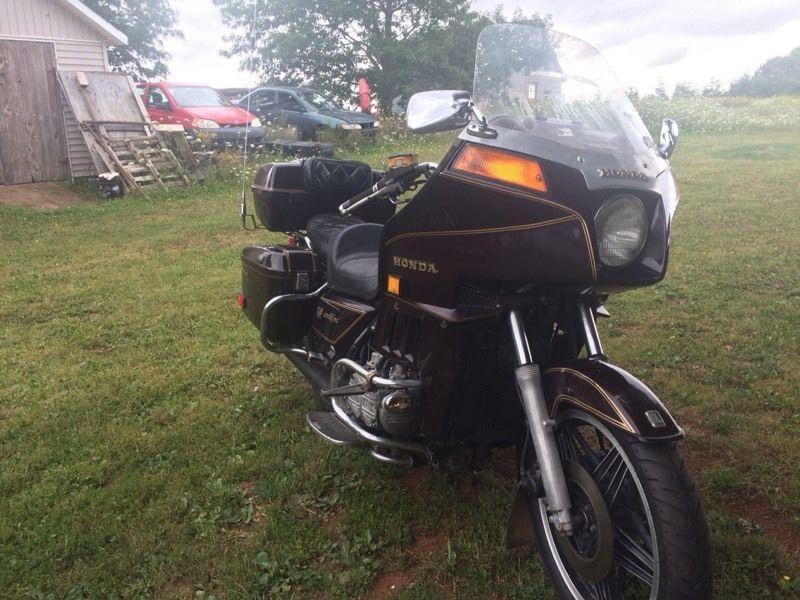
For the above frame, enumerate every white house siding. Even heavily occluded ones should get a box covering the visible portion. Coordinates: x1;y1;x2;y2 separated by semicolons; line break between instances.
54;39;107;70
0;0;114;178
0;0;101;42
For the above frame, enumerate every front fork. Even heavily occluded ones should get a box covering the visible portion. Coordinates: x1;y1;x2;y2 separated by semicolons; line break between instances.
509;302;605;533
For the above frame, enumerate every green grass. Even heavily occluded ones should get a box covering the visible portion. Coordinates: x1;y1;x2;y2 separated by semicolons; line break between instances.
1;130;799;598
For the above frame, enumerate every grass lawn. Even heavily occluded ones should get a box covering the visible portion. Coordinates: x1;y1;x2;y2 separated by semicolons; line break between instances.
1;130;799;598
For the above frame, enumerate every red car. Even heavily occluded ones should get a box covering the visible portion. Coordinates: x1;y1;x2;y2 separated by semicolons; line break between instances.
138;82;266;144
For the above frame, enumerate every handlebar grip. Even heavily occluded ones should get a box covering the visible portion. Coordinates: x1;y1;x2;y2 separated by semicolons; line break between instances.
339;182;384;215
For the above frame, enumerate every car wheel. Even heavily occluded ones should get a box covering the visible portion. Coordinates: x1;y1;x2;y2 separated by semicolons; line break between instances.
299;125;316;141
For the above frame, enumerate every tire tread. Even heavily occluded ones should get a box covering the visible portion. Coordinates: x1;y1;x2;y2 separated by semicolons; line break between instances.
529;422;712;599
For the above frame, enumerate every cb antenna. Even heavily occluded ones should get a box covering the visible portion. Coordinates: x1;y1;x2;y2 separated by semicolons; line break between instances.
239;0;261;230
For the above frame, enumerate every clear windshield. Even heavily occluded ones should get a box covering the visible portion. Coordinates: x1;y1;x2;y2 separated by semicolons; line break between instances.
299;90;337;111
473;25;656;159
169;86;230;108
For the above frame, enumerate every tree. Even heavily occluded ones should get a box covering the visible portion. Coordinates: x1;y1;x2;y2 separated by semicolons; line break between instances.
653;80;668;100
391;8;550;108
625;86;640;103
672;81;697;98
214;0;549;109
702;78;723;97
82;0;182;80
729;47;800;96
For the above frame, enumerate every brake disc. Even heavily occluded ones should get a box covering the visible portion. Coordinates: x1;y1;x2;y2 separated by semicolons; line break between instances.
553;461;615;582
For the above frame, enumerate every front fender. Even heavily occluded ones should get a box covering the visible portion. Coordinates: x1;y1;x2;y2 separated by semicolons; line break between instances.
543;359;684;442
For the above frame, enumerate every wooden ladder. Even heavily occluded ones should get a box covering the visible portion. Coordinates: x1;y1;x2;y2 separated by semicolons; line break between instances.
86;122;191;193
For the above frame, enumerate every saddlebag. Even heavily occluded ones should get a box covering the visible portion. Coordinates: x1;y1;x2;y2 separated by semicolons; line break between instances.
240;245;321;330
251;158;394;231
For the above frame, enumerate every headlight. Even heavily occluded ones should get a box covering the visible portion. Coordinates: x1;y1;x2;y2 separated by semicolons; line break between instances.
192;118;220;129
372;121;381;128
339;123;361;130
594;194;648;268
250;118;262;127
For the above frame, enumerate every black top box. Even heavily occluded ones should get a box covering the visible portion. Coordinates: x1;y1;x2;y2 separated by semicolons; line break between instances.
251;157;394;231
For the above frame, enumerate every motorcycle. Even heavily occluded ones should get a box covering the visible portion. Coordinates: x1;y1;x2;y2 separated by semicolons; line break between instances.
237;24;711;599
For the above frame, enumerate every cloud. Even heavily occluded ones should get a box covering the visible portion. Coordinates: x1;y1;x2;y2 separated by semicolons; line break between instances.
163;0;254;87
165;0;800;93
475;0;800;91
647;47;689;68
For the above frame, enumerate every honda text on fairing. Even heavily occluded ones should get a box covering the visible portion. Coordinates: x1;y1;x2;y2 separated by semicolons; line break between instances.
236;25;711;599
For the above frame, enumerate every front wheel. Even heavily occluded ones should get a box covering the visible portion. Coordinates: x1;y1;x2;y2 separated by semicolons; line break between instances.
525;410;711;599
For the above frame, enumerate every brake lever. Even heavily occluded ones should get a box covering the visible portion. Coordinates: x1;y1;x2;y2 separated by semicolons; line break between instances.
338;163;436;215
339;181;388;215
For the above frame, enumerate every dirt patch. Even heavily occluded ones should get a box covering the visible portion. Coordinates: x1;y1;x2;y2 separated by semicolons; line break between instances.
0;182;95;210
681;437;732;475
408;530;448;560
370;571;417;599
678;424;800;558
728;495;800;556
320;505;345;531
399;468;428;493
612;322;645;336
369;528;449;598
155;580;193;599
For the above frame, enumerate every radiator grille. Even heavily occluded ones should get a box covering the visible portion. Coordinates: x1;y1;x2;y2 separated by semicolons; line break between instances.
382;311;421;362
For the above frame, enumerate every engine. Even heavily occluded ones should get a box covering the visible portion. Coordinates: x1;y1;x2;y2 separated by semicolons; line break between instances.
344;352;420;438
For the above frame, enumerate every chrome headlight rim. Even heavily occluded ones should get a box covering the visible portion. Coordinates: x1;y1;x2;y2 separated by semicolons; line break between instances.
594;194;649;269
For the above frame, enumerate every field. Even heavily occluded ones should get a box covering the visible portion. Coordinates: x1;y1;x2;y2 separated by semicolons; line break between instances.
637;95;800;135
1;125;799;598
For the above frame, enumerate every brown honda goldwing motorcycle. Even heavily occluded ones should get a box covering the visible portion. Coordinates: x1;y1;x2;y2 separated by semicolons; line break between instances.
237;25;711;599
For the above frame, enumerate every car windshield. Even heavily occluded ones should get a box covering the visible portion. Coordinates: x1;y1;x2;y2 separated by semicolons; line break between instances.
169;86;230;108
298;90;337;111
473;25;656;158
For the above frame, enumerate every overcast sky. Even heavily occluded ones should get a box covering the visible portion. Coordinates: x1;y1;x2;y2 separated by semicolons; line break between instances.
164;0;800;94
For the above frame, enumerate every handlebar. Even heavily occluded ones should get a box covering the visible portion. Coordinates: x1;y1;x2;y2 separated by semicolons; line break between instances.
338;162;438;215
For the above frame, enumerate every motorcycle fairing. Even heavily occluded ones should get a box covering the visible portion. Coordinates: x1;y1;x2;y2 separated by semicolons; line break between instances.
458;126;667;196
311;293;374;352
379;139;672;315
543;359;684;442
379;150;598;310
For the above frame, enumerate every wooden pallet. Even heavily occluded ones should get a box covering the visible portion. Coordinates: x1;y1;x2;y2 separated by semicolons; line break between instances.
85;122;191;193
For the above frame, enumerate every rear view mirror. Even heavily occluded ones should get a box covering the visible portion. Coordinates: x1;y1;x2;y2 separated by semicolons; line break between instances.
658;118;679;159
406;90;471;133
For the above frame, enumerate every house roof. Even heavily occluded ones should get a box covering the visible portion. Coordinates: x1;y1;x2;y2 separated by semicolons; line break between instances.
56;0;128;46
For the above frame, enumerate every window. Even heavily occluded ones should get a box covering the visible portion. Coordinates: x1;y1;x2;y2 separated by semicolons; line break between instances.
168;86;229;108
252;90;276;111
254;90;274;103
277;92;304;112
298;90;337;111
146;88;168;108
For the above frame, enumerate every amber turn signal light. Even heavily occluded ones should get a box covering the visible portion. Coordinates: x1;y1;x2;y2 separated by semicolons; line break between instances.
451;144;547;193
387;275;401;295
388;153;418;169
237;292;247;309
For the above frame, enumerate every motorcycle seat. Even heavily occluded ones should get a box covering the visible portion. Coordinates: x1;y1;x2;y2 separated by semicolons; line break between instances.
327;223;382;302
306;213;364;263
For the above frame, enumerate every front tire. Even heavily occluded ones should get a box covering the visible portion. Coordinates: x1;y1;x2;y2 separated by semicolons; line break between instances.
526;410;711;599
